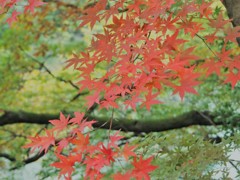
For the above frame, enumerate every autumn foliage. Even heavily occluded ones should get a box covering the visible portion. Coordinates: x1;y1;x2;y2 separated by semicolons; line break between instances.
2;0;240;179
23;112;157;179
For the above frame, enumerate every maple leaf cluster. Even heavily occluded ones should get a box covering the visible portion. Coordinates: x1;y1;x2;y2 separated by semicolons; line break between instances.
65;0;240;110
0;0;45;26
24;112;157;179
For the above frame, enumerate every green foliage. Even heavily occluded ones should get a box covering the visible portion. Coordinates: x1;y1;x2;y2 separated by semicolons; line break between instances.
133;129;240;180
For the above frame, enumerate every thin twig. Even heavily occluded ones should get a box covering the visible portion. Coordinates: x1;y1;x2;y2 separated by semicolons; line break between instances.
229;160;240;175
197;111;216;126
108;108;115;140
18;46;79;90
195;33;219;59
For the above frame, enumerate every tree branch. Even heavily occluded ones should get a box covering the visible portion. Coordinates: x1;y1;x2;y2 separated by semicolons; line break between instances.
0;151;45;170
0;110;229;169
0;110;229;133
222;0;240;45
0;153;16;162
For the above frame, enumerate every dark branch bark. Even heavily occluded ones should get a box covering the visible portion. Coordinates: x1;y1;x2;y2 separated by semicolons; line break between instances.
0;111;57;126
0;109;233;170
0;153;16;162
93;111;223;133
223;0;240;45
0;110;229;169
0;110;226;133
23;151;45;165
0;151;45;170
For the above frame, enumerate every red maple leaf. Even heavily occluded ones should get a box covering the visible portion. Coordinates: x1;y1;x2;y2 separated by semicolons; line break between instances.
99;144;116;164
6;11;20;26
198;1;213;18
224;26;240;43
160;15;178;35
122;143;136;160
101;1;123;22
56;137;70;153
227;55;240;70
23;130;55;154
141;92;161;111
205;31;217;43
109;131;124;148
71;132;90;153
51;153;82;179
65;52;91;69
100;96;119;110
173;68;200;100
79;0;107;29
84;153;107;173
71;116;96;135
225;71;240;89
217;47;232;62
202;58;225;77
77;75;94;91
161;30;187;52
210;13;231;29
86;91;100;109
167;54;190;71
132;156;158;180
85;168;104;180
179;19;204;37
24;0;46;14
177;2;197;17
69;112;85;125
124;95;142;111
49;112;69;133
127;0;145;15
77;60;96;75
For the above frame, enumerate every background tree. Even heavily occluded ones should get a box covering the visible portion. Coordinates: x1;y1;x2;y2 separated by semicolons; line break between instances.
0;0;240;179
